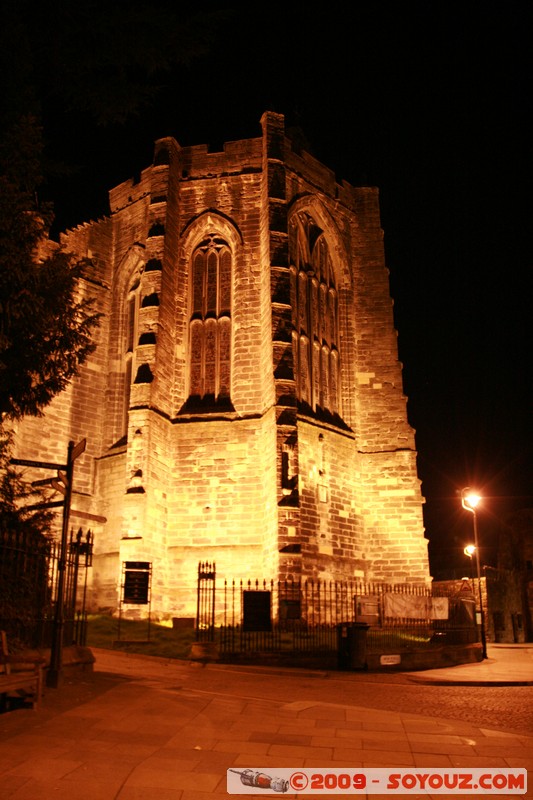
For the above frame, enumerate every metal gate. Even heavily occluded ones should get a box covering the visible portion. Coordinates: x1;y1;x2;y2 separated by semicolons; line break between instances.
196;561;216;642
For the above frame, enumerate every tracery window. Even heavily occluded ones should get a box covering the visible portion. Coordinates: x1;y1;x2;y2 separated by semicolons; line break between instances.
289;212;340;416
123;279;140;434
188;235;232;407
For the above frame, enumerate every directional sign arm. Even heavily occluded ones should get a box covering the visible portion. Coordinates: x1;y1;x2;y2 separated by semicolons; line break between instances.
31;477;54;488
57;470;68;487
23;500;65;511
11;458;68;470
70;438;86;463
49;469;69;495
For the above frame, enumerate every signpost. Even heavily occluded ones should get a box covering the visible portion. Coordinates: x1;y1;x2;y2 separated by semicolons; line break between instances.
47;439;86;687
23;500;64;511
70;509;107;524
11;458;68;471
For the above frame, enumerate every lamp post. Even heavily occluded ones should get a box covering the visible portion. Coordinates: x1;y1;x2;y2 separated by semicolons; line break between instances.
463;544;475;581
461;488;487;659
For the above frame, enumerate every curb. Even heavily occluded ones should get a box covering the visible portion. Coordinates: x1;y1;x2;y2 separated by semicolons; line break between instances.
407;676;533;687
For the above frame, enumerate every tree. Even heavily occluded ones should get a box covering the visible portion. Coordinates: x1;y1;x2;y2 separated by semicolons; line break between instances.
0;428;53;535
0;115;101;421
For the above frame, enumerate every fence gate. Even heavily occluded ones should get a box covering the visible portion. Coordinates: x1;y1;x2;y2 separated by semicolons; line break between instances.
196;561;216;642
65;527;93;646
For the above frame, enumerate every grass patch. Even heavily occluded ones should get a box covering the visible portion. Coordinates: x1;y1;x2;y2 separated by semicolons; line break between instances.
86;614;195;659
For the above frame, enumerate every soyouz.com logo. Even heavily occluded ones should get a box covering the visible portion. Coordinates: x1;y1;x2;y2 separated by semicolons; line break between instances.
227;767;527;794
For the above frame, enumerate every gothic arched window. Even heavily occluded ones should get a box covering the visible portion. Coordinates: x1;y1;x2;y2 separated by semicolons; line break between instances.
289;212;340;417
123;279;140;434
188;235;232;409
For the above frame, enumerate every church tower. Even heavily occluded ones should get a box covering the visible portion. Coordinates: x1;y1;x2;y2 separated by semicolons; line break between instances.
13;112;430;616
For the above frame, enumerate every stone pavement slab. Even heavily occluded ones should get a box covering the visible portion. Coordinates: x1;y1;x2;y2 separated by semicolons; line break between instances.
0;647;531;799
405;644;533;686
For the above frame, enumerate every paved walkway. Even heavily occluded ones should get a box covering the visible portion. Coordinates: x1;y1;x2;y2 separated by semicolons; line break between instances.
407;643;533;686
0;645;531;799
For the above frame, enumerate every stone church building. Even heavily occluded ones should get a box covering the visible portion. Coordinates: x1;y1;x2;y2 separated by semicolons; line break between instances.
14;112;430;617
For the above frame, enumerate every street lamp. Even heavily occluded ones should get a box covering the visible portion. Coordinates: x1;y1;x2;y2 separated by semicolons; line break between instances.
461;488;487;659
463;544;476;581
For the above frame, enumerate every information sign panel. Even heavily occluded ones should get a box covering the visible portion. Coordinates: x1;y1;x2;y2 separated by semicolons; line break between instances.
123;562;151;605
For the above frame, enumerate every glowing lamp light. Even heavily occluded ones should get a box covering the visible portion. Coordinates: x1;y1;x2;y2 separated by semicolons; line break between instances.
461;490;481;511
464;544;476;558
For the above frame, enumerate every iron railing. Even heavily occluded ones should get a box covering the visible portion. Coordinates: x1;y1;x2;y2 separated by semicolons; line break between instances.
196;561;216;642
0;526;93;649
196;571;479;657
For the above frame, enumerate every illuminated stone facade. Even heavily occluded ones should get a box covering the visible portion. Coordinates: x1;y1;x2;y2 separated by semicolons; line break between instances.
13;112;430;616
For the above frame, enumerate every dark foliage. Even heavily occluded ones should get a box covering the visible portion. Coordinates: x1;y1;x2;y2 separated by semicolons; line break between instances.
0;115;101;421
0;429;54;536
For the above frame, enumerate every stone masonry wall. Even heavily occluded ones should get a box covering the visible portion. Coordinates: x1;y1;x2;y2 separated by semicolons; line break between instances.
162;410;278;618
12;216;114;516
11;113;430;621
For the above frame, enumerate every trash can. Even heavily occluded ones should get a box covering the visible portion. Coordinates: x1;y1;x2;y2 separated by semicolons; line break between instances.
337;622;369;670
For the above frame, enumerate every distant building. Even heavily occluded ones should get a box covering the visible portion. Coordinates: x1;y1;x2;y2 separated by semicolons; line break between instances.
486;508;533;642
13;112;429;617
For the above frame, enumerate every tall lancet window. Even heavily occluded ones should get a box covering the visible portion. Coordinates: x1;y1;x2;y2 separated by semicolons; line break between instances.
289;212;340;417
188;235;233;409
122;279;140;435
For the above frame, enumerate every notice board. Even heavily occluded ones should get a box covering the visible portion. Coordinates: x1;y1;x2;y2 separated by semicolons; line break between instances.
123;561;151;605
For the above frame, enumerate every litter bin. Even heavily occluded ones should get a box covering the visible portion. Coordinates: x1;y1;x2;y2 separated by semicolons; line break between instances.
337;622;369;670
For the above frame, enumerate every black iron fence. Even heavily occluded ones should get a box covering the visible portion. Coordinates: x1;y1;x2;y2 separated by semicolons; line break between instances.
0;527;93;649
196;561;216;642
197;568;479;659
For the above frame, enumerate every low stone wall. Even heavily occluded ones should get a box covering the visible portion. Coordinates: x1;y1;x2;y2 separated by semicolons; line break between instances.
199;643;483;672
366;643;483;672
18;645;96;679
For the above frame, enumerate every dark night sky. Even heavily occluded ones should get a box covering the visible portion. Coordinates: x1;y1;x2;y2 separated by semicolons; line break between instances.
39;2;532;576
